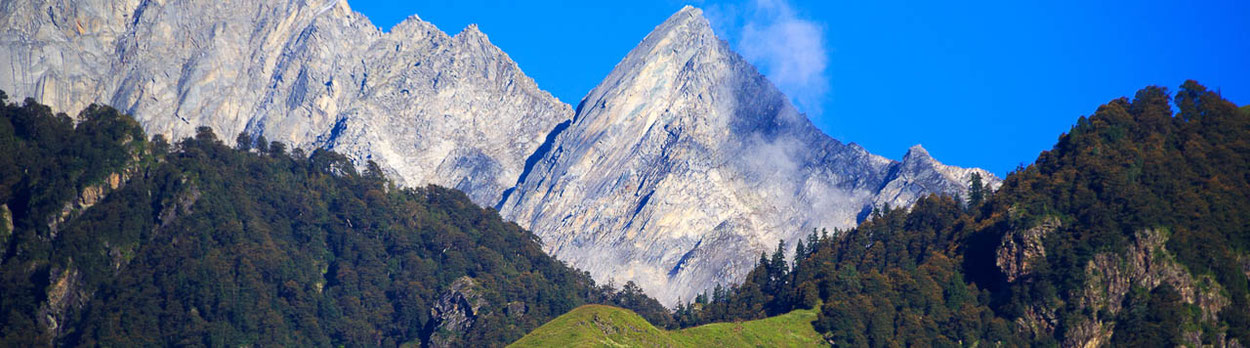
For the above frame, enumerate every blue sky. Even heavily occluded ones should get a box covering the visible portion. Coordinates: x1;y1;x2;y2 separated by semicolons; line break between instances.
349;0;1249;176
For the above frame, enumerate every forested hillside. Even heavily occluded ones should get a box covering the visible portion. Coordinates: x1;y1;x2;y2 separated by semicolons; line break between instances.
0;93;669;347
4;79;1247;347
669;81;1249;346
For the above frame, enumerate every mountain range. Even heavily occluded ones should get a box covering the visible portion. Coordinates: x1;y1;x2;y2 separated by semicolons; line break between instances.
1;0;996;305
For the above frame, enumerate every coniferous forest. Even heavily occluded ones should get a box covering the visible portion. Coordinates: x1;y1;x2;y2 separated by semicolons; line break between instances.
668;81;1250;346
2;80;1248;347
0;91;669;347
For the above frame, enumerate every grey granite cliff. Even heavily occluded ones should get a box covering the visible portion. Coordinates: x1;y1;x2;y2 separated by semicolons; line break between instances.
0;0;572;206
497;6;998;305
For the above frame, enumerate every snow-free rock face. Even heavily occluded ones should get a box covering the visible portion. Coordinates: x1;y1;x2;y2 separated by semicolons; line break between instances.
3;1;997;306
0;0;571;206
874;144;1000;209
498;6;998;305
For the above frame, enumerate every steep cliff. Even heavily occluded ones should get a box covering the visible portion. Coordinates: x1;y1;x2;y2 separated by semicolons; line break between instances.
498;6;997;305
0;0;572;206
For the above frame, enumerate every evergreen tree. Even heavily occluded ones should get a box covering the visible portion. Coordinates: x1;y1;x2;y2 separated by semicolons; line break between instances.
793;239;806;267
967;172;984;207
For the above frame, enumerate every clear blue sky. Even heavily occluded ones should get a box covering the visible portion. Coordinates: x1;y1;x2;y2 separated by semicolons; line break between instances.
349;0;1249;176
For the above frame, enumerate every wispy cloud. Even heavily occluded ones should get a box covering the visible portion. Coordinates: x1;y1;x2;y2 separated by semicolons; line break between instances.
705;0;829;116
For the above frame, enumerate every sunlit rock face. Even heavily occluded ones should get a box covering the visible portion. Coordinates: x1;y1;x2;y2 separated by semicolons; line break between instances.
2;0;996;306
498;6;998;305
0;0;572;206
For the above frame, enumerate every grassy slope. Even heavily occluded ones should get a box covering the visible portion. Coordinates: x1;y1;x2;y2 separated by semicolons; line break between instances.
509;305;824;347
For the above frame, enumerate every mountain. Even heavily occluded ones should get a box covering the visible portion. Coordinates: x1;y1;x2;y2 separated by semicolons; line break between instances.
2;1;996;306
497;6;997;305
0;98;677;346
0;0;571;206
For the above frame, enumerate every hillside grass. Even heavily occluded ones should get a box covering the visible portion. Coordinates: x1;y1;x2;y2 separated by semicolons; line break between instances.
509;304;825;347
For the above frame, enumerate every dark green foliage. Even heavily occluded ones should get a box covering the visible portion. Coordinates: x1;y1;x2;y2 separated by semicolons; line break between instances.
0;96;662;347
268;141;286;157
0;99;149;345
674;197;1018;345
674;81;1250;345
967;172;985;208
810;197;1018;346
608;281;675;329
1110;284;1188;346
968;81;1250;342
235;132;251;151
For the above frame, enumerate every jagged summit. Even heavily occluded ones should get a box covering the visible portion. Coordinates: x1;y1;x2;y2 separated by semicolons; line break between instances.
498;6;997;305
591;6;719;88
649;5;714;39
458;23;484;37
388;14;441;38
875;144;999;210
905;144;931;158
1;0;572;208
902;144;938;165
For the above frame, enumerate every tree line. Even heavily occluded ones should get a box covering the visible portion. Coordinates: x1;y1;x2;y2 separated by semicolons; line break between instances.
0;93;670;347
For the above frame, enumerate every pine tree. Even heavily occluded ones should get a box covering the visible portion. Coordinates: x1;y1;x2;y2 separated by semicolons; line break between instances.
768;240;789;299
967;172;984;207
794;239;806;266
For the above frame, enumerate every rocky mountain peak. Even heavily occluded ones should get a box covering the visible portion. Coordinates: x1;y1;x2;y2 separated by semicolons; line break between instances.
498;6;997;306
2;0;572;208
387;14;443;41
898;144;945;172
654;5;714;38
874;144;1001;210
676;5;702;16
903;144;932;161
598;5;722;88
457;23;485;39
450;23;506;59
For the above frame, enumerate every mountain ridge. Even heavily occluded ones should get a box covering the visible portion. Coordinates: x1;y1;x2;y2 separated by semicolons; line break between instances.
1;0;572;207
498;6;998;305
1;1;997;306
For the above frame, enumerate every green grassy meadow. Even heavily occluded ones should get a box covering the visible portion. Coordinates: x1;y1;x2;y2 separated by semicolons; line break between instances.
509;304;825;347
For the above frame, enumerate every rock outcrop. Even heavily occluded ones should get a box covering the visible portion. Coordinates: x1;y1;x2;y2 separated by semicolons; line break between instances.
1001;226;1238;347
0;0;572;207
997;215;1061;282
427;276;487;348
38;261;87;345
1067;228;1232;347
47;169;133;238
0;204;11;259
498;6;998;305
